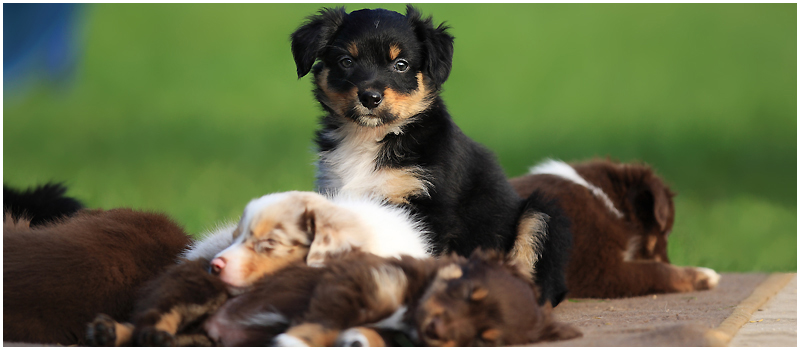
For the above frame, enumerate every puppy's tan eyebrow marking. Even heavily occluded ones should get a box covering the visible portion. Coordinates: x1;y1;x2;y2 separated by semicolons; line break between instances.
348;42;358;57
389;44;401;61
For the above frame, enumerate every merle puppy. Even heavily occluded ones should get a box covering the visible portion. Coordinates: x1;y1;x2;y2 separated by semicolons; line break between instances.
291;6;571;306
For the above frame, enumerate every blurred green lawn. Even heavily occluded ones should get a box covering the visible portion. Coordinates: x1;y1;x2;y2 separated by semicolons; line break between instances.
4;4;796;272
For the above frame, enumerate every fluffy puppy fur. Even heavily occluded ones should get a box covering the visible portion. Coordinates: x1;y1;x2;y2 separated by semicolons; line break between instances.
3;182;84;227
90;251;580;346
4;208;191;345
86;259;229;347
86;191;432;346
291;6;571;306
271;251;581;347
192;191;431;291
509;159;721;298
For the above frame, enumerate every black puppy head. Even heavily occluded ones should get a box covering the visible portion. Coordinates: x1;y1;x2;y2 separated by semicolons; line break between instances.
291;6;454;127
414;251;581;346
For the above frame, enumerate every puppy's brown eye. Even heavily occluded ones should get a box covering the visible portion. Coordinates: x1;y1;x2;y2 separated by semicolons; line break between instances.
394;59;409;72
339;57;354;69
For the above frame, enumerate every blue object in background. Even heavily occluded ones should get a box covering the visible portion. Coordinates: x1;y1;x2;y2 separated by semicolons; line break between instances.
4;3;84;90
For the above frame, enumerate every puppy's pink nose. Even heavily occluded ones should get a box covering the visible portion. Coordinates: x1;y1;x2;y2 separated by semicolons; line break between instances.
209;257;226;275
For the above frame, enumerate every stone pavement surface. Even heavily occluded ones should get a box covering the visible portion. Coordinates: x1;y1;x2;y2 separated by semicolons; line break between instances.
537;273;771;346
728;274;797;347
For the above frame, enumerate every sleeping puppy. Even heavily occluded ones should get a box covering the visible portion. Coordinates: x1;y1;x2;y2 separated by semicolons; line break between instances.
291;6;571;306
509;159;721;298
4;208;191;345
102;251;580;346
206;191;431;292
268;251;581;347
86;191;431;346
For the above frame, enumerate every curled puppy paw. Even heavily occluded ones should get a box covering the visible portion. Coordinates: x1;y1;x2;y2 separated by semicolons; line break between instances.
692;267;721;290
135;326;176;347
85;314;118;346
334;327;386;347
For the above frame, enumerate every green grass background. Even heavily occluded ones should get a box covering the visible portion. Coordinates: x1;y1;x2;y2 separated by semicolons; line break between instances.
4;4;796;272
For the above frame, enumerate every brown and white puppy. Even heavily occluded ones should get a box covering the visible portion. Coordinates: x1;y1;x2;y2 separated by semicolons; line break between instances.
509;159;720;298
271;251;581;347
4;208;191;345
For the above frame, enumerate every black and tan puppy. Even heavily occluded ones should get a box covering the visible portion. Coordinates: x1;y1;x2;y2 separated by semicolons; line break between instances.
4;208;191;345
291;6;572;306
509;159;721;298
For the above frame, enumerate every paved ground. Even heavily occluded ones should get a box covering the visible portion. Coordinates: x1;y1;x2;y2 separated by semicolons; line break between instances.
729;274;797;347
537;273;787;346
4;273;794;347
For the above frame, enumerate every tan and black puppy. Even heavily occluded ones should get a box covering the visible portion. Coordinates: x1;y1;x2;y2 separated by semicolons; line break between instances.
509;159;720;298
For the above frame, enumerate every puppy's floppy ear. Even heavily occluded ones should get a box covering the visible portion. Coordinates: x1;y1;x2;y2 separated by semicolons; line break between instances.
406;5;454;88
628;173;675;233
291;7;347;78
299;207;316;238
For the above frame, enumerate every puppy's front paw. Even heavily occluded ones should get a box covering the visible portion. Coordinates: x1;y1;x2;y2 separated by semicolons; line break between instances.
691;267;721;290
85;314;117;346
334;327;385;347
135;326;175;347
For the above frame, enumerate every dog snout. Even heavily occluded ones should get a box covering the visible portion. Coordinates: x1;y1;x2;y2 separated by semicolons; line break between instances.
209;257;226;275
358;90;383;109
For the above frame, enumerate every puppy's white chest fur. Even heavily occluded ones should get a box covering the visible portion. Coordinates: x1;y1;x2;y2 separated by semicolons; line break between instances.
316;125;429;204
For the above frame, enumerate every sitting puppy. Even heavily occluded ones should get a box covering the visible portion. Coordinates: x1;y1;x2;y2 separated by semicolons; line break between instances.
89;251;581;346
86;191;432;346
4;208;191;345
291;5;571;307
509;159;721;298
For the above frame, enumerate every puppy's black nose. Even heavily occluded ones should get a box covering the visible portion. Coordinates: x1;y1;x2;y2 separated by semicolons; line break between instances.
359;90;383;109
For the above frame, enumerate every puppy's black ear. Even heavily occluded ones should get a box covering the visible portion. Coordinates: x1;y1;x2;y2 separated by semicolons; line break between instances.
406;5;454;88
291;7;347;78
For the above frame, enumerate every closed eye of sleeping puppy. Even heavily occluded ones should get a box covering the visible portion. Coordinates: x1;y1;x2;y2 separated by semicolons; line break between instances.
85;191;431;346
509;158;721;298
